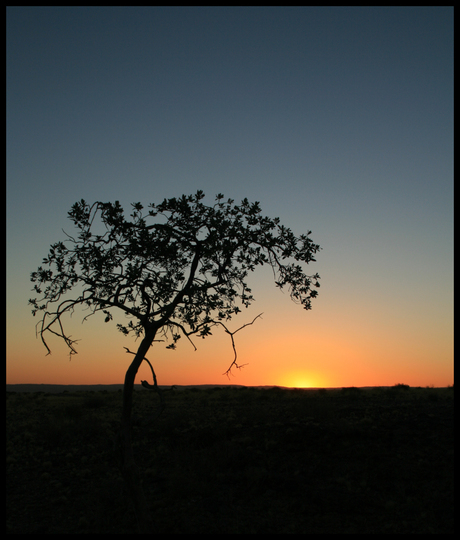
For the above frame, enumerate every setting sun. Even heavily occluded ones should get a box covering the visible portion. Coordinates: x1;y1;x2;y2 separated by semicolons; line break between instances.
282;374;322;389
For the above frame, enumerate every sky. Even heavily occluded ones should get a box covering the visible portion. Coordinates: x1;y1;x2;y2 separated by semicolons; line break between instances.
7;7;453;388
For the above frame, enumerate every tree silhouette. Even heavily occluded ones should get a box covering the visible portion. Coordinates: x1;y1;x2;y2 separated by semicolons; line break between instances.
29;191;321;531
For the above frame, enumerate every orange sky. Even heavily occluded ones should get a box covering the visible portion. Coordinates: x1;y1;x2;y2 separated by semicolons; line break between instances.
7;272;453;388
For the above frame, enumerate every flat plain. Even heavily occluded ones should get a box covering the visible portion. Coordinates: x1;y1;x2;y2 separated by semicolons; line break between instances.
6;385;453;533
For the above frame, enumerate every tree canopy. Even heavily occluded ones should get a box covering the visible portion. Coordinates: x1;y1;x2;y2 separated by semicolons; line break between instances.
30;191;320;368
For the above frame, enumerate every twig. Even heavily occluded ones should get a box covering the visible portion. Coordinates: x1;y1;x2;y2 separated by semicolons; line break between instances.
218;313;263;378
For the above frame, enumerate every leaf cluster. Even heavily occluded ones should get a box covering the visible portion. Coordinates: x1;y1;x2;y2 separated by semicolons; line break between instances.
29;191;320;355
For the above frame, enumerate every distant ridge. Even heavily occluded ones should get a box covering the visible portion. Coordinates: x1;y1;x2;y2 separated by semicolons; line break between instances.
6;383;249;393
6;384;127;393
5;384;399;394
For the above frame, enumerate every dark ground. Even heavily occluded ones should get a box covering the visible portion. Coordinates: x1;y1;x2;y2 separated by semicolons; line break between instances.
6;385;454;533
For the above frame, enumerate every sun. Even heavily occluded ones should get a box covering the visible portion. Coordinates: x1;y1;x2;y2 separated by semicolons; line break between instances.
291;380;314;389
283;375;317;389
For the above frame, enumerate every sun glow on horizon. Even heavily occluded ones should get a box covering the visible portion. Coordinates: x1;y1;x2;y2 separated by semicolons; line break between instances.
281;374;325;389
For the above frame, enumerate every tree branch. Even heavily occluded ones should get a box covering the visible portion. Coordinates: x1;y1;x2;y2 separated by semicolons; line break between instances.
157;241;202;326
219;313;263;378
35;298;84;356
167;321;199;350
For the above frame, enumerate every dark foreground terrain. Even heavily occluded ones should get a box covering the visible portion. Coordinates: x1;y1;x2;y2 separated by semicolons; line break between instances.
7;385;453;533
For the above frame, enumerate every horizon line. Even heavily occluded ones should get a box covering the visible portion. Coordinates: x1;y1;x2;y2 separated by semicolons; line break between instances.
6;382;452;393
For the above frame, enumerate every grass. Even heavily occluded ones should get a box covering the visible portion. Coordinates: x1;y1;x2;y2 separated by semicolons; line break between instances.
6;385;453;533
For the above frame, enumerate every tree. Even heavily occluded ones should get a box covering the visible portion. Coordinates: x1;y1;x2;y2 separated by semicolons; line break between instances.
29;191;321;531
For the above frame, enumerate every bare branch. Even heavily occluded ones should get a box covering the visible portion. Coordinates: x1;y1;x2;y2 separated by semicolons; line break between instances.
219;313;263;378
35;299;83;357
36;319;79;358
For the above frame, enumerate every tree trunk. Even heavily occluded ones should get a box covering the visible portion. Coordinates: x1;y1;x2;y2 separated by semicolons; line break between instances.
120;328;156;533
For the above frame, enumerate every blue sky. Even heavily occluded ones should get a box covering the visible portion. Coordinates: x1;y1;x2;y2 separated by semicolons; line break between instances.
7;7;453;387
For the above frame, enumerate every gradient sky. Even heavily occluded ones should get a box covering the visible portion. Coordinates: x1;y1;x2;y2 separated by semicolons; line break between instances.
7;7;453;388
